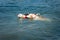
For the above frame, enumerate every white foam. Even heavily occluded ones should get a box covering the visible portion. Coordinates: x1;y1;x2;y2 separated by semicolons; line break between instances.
33;16;52;22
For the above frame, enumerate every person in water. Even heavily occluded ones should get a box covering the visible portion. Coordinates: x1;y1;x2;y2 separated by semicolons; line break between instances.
18;13;40;19
18;13;51;22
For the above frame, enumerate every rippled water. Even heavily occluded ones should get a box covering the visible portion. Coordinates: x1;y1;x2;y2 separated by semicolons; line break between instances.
0;0;60;40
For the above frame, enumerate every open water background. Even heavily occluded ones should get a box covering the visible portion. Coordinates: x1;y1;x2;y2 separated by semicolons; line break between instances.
0;0;60;40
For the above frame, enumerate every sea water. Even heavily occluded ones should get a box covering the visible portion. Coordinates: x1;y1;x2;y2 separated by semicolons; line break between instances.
0;0;60;40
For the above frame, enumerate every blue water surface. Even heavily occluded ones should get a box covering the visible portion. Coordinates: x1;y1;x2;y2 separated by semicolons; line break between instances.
0;0;60;40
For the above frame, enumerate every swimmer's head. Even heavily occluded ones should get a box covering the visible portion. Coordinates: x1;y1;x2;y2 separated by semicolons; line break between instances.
18;14;23;17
